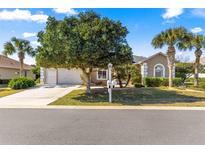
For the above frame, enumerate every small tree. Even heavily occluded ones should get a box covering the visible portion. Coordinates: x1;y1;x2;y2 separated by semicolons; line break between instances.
114;64;140;88
31;66;40;80
36;11;133;93
175;62;194;83
3;37;34;77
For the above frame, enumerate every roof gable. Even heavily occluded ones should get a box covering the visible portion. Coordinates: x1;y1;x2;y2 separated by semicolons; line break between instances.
0;54;32;70
137;52;167;64
133;55;147;64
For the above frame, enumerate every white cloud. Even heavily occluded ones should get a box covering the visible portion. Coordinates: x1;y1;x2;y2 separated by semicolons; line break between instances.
192;9;205;18
31;41;41;47
191;27;203;33
23;32;37;38
53;8;78;16
162;8;184;19
0;9;48;23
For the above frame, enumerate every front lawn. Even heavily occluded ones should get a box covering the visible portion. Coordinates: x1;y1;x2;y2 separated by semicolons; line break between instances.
0;88;22;97
50;87;205;106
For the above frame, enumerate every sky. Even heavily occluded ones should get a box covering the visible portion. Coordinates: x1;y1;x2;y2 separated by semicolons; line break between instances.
0;8;205;65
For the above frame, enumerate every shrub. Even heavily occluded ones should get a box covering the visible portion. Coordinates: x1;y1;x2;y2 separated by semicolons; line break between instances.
35;78;40;84
199;80;205;89
134;83;144;88
8;77;35;89
160;78;169;86
144;77;183;87
144;77;162;87
173;78;183;87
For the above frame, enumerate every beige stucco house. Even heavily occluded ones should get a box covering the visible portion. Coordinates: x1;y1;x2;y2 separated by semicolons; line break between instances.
134;52;175;84
0;55;34;82
190;56;205;78
41;52;174;86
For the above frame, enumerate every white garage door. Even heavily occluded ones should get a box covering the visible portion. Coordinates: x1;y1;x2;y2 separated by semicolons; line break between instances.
46;68;57;85
57;68;82;84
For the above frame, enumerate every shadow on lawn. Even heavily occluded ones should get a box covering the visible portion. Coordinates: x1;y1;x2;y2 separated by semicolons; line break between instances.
73;87;205;105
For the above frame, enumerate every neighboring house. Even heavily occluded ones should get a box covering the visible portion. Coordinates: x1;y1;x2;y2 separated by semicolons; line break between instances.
200;57;205;65
134;52;175;84
190;56;205;78
199;57;205;78
41;52;174;85
0;54;34;81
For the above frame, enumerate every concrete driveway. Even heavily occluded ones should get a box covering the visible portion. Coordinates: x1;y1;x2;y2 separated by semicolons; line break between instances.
0;85;80;106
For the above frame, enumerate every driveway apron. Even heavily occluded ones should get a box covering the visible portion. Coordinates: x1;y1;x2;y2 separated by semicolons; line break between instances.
0;85;79;106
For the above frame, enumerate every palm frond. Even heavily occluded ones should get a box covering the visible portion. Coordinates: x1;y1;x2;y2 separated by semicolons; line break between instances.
3;42;16;56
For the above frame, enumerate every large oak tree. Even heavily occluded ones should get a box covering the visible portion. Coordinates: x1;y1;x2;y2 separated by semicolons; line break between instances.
36;11;133;93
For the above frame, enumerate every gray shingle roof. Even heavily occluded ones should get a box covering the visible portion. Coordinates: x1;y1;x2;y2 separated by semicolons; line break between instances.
133;55;147;64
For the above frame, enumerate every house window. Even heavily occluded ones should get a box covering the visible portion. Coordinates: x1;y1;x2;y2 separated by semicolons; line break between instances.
97;70;107;80
154;64;165;77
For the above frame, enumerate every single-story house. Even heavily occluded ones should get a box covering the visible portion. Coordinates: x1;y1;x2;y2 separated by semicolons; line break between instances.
134;52;175;83
40;52;174;86
190;56;205;78
0;54;34;82
199;57;205;78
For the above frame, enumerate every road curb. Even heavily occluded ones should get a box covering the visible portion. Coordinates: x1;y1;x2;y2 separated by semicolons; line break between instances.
1;105;205;110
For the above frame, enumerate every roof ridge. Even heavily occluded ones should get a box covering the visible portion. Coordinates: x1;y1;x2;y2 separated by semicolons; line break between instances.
0;54;32;70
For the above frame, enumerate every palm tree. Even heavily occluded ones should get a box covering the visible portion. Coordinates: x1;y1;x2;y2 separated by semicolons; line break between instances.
152;27;189;87
178;34;205;86
3;37;34;77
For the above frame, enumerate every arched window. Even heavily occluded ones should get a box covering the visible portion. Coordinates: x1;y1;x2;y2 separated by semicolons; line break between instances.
154;64;165;77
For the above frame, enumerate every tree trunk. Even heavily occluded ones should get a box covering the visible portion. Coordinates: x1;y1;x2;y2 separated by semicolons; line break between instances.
81;68;92;94
194;49;202;87
18;52;25;77
167;46;175;88
19;59;24;77
124;74;131;88
117;75;123;88
86;73;91;94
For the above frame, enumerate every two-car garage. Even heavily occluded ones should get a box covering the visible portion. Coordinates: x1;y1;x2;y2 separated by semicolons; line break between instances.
41;68;83;85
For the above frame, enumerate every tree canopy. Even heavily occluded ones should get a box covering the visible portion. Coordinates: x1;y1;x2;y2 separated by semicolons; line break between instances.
36;11;133;93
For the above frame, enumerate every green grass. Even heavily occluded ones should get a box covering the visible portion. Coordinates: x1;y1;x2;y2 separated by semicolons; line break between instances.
50;87;205;106
0;88;22;97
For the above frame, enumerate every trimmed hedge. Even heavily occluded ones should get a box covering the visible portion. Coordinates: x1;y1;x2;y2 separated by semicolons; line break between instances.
144;77;183;87
8;77;35;89
185;78;205;83
134;83;144;88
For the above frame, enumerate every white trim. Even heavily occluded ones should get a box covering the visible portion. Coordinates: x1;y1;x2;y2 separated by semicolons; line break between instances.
40;67;45;85
96;69;108;80
153;63;165;77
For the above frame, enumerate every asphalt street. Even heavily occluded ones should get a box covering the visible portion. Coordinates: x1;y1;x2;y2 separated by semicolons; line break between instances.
1;109;205;144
